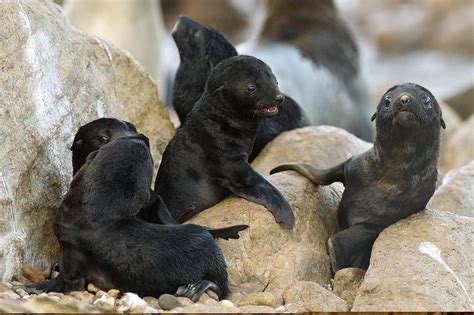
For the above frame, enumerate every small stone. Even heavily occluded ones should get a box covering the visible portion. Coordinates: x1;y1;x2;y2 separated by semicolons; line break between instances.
143;296;161;309
22;266;46;283
275;305;286;312
12;276;31;285
235;292;276;307
94;296;115;312
333;267;366;306
0;292;20;300
220;299;236;308
176;304;240;313
94;290;107;299
240;305;276;313
202;298;219;306
158;294;183;310
69;291;94;304
205;289;219;301
117;293;153;312
0;282;13;289
107;289;120;298
15;288;29;298
175;296;193;306
86;283;100;293
48;292;65;298
283;281;349;312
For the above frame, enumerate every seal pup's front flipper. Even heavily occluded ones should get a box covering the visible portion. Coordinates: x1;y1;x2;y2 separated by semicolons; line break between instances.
175;280;222;302
220;164;295;230
270;161;347;186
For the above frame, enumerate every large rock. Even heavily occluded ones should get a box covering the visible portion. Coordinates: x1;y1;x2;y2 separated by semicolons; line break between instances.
446;85;474;119
441;115;474;173
252;126;372;175
64;0;166;97
282;281;349;312
352;209;473;311
428;161;474;217
0;0;174;281
189;172;342;303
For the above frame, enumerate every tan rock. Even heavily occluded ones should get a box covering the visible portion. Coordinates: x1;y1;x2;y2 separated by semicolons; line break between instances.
0;295;98;312
64;0;166;95
282;281;349;312
189;172;342;303
0;0;174;281
441;115;474;173
446;85;474;119
22;266;45;283
352;209;473;311
174;303;240;313
332;268;365;306
428;161;473;217
143;296;161;309
234;292;276;307
239;305;276;313
252;126;372;176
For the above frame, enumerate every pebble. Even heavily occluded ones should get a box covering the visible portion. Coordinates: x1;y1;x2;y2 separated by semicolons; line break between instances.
240;305;276;313
176;296;193;306
47;292;64;298
107;289;120;298
220;299;236;308
68;291;94;303
235;292;276;307
143;296;161;309
15;288;29;298
205;289;219;300
94;290;107;299
22;266;45;283
275;305;286;312
86;283;100;293
158;293;183;310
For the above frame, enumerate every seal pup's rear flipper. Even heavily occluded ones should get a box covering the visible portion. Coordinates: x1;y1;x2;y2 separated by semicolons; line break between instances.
206;224;249;240
270;161;347;185
175;280;222;302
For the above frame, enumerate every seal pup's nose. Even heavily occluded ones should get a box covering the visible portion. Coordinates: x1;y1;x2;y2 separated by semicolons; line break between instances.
275;94;284;103
400;94;410;105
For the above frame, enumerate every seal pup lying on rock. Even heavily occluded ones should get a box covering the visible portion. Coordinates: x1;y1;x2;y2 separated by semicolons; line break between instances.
271;83;445;271
22;133;229;301
70;118;248;239
171;16;309;161
155;55;295;229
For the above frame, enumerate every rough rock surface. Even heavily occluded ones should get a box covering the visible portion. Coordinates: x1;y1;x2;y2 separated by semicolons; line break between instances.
0;0;174;281
446;85;474;119
441;115;474;173
333;268;366;306
252;126;372;175
282;281;349;312
428;161;474;217
64;0;166;96
189;172;342;303
352;209;473;311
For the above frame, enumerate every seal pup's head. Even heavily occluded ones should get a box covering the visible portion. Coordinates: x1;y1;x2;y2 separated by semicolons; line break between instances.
172;15;237;67
71;118;138;174
206;55;285;119
371;83;445;151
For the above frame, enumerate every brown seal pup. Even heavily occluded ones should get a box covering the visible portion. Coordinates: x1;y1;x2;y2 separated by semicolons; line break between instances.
271;83;446;271
155;55;295;229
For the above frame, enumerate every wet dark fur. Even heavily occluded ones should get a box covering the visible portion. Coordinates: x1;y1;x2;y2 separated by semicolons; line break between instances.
271;83;445;271
70;118;248;238
155;55;295;229
22;134;229;299
172;16;308;161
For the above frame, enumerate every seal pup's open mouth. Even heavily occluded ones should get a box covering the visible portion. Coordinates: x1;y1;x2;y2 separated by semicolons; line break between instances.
259;105;279;116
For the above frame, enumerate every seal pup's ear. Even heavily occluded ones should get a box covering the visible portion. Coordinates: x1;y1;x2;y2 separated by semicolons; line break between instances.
371;112;377;122
70;139;82;151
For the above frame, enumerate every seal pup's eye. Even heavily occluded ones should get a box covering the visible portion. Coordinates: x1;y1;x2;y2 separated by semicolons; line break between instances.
421;95;432;108
383;95;392;108
247;84;257;94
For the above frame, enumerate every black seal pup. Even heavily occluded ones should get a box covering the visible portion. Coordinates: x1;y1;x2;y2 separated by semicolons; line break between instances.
22;133;229;301
171;16;309;161
155;55;295;229
271;83;446;271
70;118;248;239
238;0;374;141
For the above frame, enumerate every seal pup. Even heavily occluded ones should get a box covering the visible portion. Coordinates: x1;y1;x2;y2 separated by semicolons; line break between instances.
70;118;248;239
155;55;295;229
238;0;374;141
22;133;229;301
271;83;446;271
171;15;308;161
